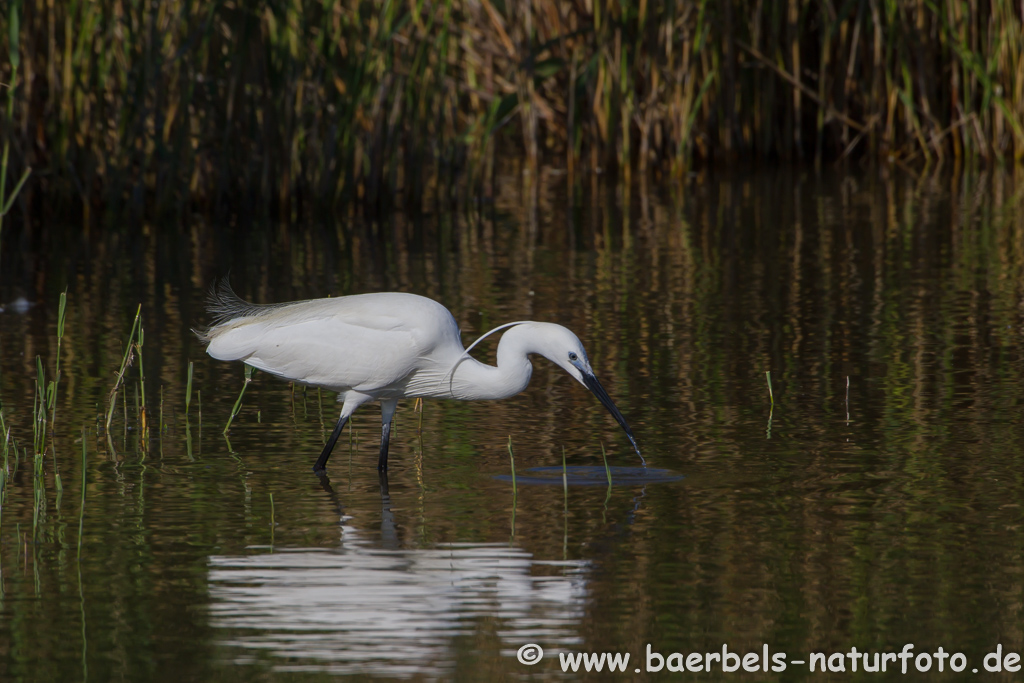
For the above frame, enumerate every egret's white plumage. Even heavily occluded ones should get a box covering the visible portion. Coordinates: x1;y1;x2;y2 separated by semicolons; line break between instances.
199;282;642;472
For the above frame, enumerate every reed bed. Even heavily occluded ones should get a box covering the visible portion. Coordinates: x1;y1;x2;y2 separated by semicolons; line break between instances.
0;1;30;253
1;0;1021;219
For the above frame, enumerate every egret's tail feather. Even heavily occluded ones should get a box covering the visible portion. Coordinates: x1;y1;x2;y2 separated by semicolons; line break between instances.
207;279;276;324
194;279;292;343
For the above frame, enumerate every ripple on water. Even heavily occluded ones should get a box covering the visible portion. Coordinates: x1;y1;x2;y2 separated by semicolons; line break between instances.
494;465;684;486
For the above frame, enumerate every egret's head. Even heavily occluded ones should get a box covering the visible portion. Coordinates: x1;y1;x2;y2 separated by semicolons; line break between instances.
526;323;593;384
527;323;644;464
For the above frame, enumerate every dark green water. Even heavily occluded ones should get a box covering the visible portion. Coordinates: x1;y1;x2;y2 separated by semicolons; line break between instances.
2;169;1024;680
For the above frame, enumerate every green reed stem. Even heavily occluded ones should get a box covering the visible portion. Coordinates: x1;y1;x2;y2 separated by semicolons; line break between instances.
54;291;67;376
1;411;8;530
223;365;255;434
137;324;148;444
77;427;86;558
33;356;45;460
185;420;194;461
185;361;194;415
507;436;517;497
1;410;17;517
562;446;568;514
766;370;774;406
32;472;41;540
137;326;146;408
601;442;612;487
105;305;142;433
77;559;88;681
50;290;68;486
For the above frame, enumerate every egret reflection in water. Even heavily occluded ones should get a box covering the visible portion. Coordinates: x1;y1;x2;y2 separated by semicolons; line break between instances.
208;519;588;677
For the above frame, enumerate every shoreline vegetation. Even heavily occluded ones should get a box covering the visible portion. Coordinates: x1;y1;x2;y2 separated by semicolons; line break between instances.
1;1;1023;219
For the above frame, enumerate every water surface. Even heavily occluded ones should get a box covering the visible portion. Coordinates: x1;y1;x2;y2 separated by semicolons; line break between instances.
2;168;1024;680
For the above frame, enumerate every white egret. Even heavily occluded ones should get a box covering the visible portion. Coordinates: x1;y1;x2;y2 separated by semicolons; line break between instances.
198;282;643;473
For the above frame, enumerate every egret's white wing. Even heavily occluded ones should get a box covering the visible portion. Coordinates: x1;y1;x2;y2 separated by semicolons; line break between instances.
205;293;463;393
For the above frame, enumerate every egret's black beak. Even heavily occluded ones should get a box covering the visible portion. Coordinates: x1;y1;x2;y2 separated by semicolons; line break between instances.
580;371;645;466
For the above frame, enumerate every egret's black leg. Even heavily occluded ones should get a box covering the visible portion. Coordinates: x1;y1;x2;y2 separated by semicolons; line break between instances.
377;399;399;472
378;420;392;472
314;414;349;472
378;469;397;548
317;473;335;493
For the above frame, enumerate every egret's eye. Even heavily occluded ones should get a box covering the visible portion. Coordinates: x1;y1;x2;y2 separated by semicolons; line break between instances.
568;352;578;361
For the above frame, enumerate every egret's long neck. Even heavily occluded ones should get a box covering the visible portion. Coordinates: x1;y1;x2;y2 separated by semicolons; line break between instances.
447;324;537;401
